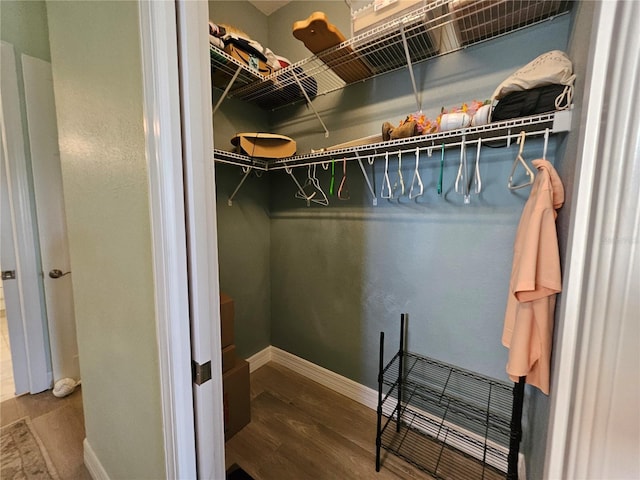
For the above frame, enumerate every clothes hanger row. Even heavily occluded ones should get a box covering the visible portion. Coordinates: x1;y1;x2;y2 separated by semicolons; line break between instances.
279;128;551;206
276;128;553;175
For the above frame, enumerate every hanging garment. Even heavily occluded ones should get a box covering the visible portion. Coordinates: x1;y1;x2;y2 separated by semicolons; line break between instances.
502;159;564;394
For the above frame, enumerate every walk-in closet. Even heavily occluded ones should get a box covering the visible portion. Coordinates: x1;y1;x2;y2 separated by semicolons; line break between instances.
5;0;636;478
209;1;600;478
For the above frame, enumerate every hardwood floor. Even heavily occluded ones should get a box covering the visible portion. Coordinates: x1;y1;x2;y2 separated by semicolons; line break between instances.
225;362;435;480
0;362;450;479
0;387;90;479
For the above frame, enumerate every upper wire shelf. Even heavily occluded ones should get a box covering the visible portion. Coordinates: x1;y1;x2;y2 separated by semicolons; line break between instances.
210;0;573;110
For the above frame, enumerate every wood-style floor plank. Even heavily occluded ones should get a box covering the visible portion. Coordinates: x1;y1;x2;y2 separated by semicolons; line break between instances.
225;362;435;480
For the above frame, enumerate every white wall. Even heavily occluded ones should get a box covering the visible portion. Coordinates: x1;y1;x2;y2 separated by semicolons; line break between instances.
46;1;166;477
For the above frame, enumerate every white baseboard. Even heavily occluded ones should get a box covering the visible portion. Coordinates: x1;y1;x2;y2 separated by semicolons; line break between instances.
83;438;110;480
247;345;378;407
270;346;379;410
246;345;273;373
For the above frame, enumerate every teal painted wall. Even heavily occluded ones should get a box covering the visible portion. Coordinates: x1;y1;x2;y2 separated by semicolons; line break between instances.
209;0;574;381
209;0;269;46
209;2;272;359
265;5;572;383
268;1;350;65
214;162;272;358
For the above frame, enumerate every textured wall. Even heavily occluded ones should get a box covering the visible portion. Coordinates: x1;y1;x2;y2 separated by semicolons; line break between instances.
266;10;572;384
215;163;272;358
269;135;560;386
46;1;165;478
209;2;272;359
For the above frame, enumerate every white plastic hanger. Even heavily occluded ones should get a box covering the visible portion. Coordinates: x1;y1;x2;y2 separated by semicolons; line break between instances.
393;150;405;197
338;158;350;200
508;131;535;190
455;134;470;204
381;152;393;199
310;164;329;206
409;147;424;199
470;138;482;195
542;128;550;160
437;144;445;196
286;166;315;206
295;165;317;202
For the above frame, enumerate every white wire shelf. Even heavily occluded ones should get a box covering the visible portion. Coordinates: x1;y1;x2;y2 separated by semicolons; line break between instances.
214;110;572;171
210;0;573;110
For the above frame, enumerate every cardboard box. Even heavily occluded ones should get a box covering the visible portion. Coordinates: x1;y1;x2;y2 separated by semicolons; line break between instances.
219;292;235;348
352;0;427;36
231;133;296;159
222;344;237;374
223;359;250;441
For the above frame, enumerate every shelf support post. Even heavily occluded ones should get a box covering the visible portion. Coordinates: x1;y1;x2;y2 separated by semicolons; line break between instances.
213;65;242;114
291;69;330;138
400;24;421;112
397;313;407;432
375;331;385;472
227;166;253;206
507;376;526;479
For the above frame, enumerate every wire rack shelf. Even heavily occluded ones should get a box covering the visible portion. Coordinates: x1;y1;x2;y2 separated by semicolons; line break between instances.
213;109;571;171
210;0;573;110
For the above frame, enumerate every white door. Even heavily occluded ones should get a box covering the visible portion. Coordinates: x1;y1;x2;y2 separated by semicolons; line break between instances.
22;54;80;384
176;2;225;478
0;139;29;395
0;41;51;394
138;1;224;477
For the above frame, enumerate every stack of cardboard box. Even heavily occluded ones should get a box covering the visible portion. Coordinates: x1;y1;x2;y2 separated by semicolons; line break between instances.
220;292;250;441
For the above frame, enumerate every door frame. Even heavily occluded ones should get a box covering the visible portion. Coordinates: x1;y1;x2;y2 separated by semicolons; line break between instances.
138;1;224;478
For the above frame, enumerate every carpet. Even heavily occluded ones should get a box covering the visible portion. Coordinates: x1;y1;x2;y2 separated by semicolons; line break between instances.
226;463;255;480
1;418;60;480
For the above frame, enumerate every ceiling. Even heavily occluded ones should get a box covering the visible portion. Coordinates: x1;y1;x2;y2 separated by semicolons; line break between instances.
248;1;292;16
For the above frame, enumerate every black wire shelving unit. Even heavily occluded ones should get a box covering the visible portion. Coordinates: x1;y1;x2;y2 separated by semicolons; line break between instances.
375;313;525;479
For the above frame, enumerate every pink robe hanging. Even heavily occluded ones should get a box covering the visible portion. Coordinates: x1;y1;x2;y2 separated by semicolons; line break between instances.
503;159;564;394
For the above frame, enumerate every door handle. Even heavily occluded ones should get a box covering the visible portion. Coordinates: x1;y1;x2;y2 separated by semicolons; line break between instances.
49;269;71;279
2;270;16;280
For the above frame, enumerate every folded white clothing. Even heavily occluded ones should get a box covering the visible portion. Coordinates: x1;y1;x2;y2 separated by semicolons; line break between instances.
210;36;224;50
